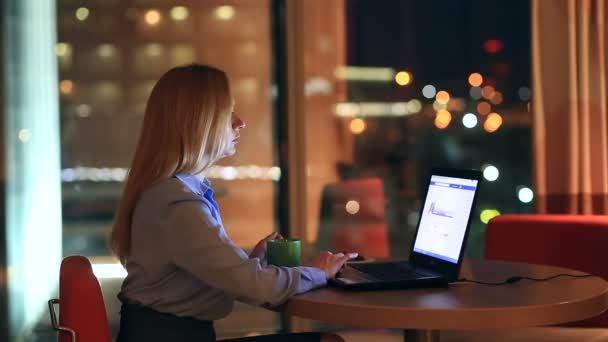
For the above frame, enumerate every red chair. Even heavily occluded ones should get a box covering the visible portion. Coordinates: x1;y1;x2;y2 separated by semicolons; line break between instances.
485;214;608;327
332;222;389;257
48;256;111;342
318;177;389;258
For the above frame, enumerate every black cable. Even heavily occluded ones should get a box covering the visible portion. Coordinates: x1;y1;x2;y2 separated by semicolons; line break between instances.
457;273;596;286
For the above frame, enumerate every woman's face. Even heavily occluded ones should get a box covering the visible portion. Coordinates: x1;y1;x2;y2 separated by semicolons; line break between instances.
222;109;245;157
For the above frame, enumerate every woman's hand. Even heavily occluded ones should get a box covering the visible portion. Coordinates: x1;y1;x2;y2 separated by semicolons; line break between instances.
307;251;358;280
249;231;283;260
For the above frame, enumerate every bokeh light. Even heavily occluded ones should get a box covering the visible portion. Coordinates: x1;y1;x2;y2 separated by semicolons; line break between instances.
56;43;71;56
435;91;450;105
490;91;503;105
482;164;499;181
59;80;74;95
468;73;483;87
422;85;436;99
469;87;482;100
97;44;115;58
170;6;189;21
395;71;412;86
517;187;534;203
18;129;32;143
484;39;504;54
345;200;360;215
434;109;452;129
350;118;366;134
406;99;422;113
145;43;162;57
145;9;161;25
462;113;478;128
484;112;503;133
75;7;90;21
76;104;92;118
518;86;531;101
481;85;495;100
477;101;491;115
215;5;235;20
480;209;501;224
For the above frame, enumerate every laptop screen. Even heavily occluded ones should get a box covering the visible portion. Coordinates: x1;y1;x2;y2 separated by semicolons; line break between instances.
412;174;479;264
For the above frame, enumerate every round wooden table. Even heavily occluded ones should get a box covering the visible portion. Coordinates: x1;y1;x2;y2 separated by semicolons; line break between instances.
286;260;608;342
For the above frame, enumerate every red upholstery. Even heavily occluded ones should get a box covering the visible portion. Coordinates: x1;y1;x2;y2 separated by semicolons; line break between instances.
58;256;111;342
322;178;386;222
332;223;389;258
485;214;608;327
319;178;389;258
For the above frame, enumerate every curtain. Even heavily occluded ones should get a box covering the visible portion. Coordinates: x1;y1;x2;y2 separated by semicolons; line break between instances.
533;0;608;214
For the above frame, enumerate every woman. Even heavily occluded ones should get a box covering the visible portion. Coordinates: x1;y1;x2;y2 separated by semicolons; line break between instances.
111;64;355;342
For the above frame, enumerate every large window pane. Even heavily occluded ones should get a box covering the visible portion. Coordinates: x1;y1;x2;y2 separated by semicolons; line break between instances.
303;0;532;261
56;0;279;339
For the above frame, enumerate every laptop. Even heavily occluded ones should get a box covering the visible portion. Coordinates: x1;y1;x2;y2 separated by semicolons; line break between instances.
331;167;482;290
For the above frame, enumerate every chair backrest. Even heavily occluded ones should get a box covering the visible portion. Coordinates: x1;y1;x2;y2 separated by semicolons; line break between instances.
318;177;389;257
58;255;111;342
320;178;386;222
485;214;608;327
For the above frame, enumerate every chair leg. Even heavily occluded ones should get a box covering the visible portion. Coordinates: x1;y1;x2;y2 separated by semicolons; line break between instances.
48;299;76;342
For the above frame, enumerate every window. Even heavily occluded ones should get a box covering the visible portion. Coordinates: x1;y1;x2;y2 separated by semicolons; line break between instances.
301;0;532;260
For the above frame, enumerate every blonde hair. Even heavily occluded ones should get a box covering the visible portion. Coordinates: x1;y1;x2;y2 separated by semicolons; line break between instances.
111;64;233;263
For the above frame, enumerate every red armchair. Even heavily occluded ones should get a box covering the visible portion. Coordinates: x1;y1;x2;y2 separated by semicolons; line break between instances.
48;255;111;342
485;214;608;327
318;177;390;258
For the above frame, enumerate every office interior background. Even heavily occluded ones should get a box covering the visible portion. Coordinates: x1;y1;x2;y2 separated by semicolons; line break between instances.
4;0;605;341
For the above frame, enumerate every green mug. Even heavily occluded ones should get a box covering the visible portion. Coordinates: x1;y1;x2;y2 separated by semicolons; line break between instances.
266;239;302;267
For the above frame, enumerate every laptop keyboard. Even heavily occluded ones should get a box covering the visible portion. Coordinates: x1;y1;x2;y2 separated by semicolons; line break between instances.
349;263;422;281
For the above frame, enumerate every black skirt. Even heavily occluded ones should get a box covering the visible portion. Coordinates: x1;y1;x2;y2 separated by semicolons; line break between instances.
117;303;216;342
